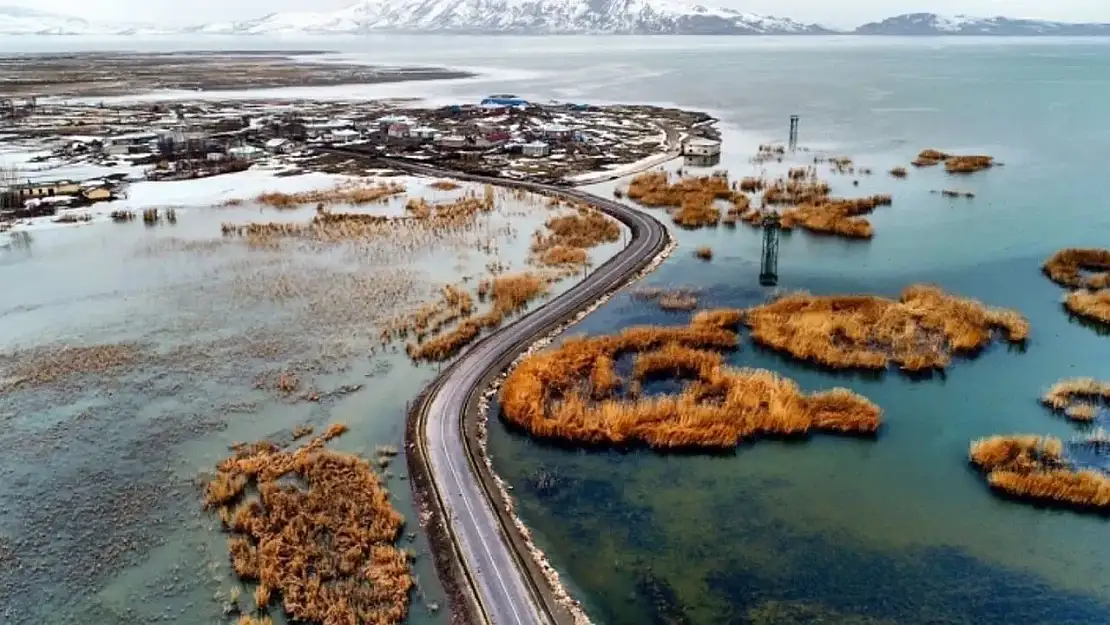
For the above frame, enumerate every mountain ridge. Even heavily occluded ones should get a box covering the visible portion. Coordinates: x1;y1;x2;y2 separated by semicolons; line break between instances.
3;5;1110;37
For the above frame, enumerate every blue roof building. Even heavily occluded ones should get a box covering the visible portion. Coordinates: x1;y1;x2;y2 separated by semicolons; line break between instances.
481;94;528;108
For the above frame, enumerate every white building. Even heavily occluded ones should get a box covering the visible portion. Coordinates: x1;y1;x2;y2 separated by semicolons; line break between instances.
228;146;265;161
411;126;439;141
542;124;573;141
683;138;721;157
521;141;550;157
329;128;361;143
264;138;293;154
437;135;467;149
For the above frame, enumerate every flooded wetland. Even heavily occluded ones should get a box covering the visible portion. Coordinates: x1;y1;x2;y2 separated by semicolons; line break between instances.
4;35;1110;625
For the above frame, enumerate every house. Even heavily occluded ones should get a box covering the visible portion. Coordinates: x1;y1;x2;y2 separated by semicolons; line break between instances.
228;146;265;161
480;94;528;108
106;131;157;155
521;141;550;157
542;124;574;141
264;138;293;154
329;128;361;143
437;135;467;149
375;115;410;132
5;180;82;200
81;187;113;202
683;138;721;167
410;126;439;141
386;123;412;139
485;131;512;145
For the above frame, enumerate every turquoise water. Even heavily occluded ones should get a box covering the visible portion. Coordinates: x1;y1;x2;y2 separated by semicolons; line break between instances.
468;38;1110;625
4;36;1110;624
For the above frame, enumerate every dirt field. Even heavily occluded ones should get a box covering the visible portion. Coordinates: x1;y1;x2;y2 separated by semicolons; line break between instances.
0;52;475;98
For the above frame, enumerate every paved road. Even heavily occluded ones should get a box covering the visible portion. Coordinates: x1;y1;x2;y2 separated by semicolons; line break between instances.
324;150;669;624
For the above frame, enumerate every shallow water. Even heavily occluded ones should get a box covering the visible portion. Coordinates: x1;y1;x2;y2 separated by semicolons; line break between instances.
0;174;624;624
469;38;1110;625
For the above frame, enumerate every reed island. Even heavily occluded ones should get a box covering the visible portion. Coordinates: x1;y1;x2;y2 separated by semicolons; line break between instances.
204;424;413;624
1042;248;1110;326
499;310;882;450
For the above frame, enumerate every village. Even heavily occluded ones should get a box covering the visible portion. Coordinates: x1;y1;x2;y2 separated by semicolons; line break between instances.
0;93;719;226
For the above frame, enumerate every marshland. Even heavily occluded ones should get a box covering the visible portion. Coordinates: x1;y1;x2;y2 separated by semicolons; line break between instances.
0;166;625;624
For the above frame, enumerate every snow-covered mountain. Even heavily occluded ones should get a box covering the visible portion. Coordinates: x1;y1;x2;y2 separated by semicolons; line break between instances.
191;0;833;35
855;13;1110;36
0;5;172;35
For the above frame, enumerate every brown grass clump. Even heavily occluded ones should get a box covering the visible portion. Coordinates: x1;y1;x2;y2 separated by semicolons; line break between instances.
207;427;412;625
237;616;273;625
499;314;881;449
427;180;461;191
256;182;405;208
1042;248;1110;289
694;246;713;261
0;343;143;394
945;155;994;174
626;170;741;229
1041;378;1110;423
778;194;893;239
889;167;908;179
530;207;620;267
1065;289;1110;325
739;177;765;192
406;272;549;361
912;149;949;167
969;435;1110;511
742;284;1028;372
762;178;831;205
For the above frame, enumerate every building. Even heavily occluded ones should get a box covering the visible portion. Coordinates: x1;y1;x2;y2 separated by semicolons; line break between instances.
437;135;467;149
481;94;528;108
328;128;361;143
683;138;722;167
228;146;265;161
542;124;574;141
410;126;439;141
521;141;550;157
81;187;113;202
106;131;157;155
264;138;293;154
386;123;412;139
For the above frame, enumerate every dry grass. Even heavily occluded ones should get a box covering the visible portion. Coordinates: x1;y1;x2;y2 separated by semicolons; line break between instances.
940;189;975;199
428;180;461;191
530;207;620;267
207;426;412;625
911;149;994;173
405;272;549;361
694;246;713;261
742;285;1029;372
779;194;892;239
1065;289;1110;325
110;210;135;222
631;287;699;312
969;435;1110;511
499;313;881;449
0;343;143;394
1042;378;1110;423
255;182;405;209
889;167;908;179
762;178;831;205
1042;248;1110;289
626;171;738;229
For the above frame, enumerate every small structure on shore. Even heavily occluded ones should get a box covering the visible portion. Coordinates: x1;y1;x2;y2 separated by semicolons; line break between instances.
521;141;550;158
682;138;721;167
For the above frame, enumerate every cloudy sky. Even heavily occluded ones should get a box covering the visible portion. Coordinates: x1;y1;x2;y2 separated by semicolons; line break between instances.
12;0;1110;29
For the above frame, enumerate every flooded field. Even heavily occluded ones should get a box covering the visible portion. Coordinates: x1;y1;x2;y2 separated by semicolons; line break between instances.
0;170;625;625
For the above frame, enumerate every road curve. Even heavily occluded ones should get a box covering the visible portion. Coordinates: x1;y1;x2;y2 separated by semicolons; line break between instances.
325;149;669;624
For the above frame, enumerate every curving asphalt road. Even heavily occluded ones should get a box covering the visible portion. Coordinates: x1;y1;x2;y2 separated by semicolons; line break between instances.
324;149;669;625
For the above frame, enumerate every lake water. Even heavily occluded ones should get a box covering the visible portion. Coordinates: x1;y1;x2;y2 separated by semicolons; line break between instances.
5;35;1110;624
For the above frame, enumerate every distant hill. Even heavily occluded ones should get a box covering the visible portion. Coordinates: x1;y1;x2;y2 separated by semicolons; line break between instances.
855;12;1110;36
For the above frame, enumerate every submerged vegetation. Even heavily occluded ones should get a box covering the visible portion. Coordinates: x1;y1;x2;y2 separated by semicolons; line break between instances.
0;343;143;394
206;425;412;625
1042;378;1110;423
742;285;1028;372
969;435;1110;511
255;181;406;208
911;149;995;173
499;313;881;449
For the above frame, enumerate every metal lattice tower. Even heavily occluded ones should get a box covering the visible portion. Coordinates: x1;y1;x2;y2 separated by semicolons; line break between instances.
788;115;800;151
759;213;781;287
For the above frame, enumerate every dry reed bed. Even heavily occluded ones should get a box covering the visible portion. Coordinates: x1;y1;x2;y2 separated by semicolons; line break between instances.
1042;378;1110;422
742;285;1029;372
1042;248;1110;289
405;272;549;362
778;194;892;239
1065;289;1110;325
530;207;621;268
969;435;1110;511
694;246;713;261
911;149;995;174
255;182;406;208
0;343;143;394
205;424;413;625
499;312;882;449
625;171;745;229
631;287;699;311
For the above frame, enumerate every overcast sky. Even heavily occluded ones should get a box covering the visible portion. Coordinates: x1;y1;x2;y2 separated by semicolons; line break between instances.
14;0;1110;29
